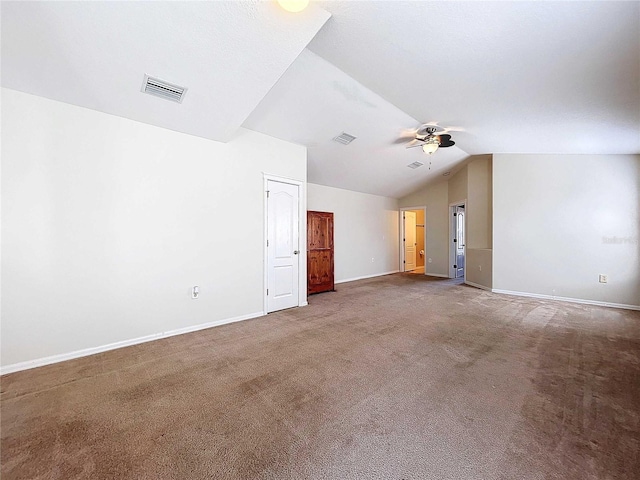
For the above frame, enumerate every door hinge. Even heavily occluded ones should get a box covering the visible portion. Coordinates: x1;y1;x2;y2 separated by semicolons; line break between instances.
267;239;269;247
453;238;457;243
266;190;270;198
453;212;457;216
454;264;457;268
267;288;269;295
403;260;406;263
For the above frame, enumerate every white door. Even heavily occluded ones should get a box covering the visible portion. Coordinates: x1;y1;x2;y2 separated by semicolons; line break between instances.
267;180;300;313
404;211;417;271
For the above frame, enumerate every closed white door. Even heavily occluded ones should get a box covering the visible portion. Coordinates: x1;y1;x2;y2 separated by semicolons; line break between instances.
267;180;300;313
404;211;417;271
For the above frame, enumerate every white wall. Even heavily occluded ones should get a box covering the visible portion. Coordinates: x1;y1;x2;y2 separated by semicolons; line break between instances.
493;154;640;308
1;88;307;369
307;184;399;283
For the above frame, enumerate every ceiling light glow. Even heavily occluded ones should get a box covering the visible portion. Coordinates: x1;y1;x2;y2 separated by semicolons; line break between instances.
277;0;309;13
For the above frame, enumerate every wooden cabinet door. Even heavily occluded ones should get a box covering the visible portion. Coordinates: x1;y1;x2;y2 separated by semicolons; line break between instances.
307;211;334;295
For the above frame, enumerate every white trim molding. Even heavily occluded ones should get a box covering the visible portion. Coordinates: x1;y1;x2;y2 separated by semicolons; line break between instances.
492;289;640;311
426;272;450;278
465;280;492;291
1;311;264;376
335;270;399;285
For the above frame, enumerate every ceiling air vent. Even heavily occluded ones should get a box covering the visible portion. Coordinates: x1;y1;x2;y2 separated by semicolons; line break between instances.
407;161;424;169
142;74;187;103
333;132;357;145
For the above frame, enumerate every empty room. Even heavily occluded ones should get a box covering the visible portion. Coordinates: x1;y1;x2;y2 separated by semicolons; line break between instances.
1;1;639;479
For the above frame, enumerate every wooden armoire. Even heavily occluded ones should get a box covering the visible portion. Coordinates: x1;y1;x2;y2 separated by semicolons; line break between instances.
307;211;334;294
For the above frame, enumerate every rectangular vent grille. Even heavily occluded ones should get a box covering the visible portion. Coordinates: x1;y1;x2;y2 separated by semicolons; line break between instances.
142;74;187;103
333;132;357;145
407;161;424;169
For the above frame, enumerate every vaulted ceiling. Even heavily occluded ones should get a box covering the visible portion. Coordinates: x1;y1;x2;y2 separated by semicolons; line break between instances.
3;1;639;198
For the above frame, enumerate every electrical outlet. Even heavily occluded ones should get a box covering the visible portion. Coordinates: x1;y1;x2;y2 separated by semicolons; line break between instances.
478;265;482;271
428;258;432;263
599;274;608;284
192;286;199;298
371;257;375;263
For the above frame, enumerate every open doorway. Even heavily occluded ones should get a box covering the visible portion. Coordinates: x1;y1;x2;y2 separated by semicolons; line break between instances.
400;207;426;273
449;203;465;279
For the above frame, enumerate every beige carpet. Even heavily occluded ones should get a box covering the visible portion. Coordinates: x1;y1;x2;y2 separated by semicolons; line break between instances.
2;274;639;479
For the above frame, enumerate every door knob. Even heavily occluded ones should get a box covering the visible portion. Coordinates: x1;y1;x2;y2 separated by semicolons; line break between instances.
293;250;299;255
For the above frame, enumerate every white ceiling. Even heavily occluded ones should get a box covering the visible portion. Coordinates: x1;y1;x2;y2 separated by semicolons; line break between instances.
307;1;640;157
244;49;469;197
1;1;330;142
3;1;639;198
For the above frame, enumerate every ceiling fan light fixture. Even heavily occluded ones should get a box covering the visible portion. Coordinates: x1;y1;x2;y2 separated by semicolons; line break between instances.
422;136;440;155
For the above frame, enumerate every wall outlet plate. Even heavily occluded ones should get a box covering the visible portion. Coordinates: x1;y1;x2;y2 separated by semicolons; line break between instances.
599;274;608;284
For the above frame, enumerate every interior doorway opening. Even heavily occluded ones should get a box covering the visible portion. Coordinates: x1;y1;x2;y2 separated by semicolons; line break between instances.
449;203;465;279
400;207;426;273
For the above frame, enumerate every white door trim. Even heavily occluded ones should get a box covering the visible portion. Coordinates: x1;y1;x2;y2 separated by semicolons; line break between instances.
399;206;426;273
263;174;307;314
449;200;467;280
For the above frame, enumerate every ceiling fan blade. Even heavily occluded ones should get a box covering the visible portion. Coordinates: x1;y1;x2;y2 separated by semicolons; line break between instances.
439;140;456;148
391;127;421;144
423;121;466;133
437;134;452;142
406;141;427;149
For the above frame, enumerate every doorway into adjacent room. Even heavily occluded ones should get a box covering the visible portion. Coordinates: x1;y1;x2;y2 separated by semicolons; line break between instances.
400;207;426;273
449;203;465;279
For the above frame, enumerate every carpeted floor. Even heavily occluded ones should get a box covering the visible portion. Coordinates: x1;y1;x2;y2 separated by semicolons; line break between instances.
2;274;639;479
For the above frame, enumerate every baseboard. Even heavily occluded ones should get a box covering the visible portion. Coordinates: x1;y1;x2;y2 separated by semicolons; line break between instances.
425;272;450;278
492;289;640;311
465;280;492;291
0;311;264;376
335;270;399;285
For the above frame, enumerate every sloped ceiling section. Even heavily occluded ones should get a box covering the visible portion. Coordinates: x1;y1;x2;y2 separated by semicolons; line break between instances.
1;1;330;142
2;1;638;199
309;1;640;155
244;49;469;198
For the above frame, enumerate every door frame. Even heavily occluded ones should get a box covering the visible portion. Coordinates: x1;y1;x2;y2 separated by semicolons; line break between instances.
399;206;426;274
263;174;307;314
449;201;467;279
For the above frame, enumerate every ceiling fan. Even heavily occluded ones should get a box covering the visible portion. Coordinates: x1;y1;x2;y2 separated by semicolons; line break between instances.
403;124;457;155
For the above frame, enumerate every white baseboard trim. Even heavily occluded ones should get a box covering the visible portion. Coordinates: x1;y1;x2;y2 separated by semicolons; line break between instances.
492;289;640;311
335;270;399;285
465;280;492;291
425;272;450;278
0;311;264;376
